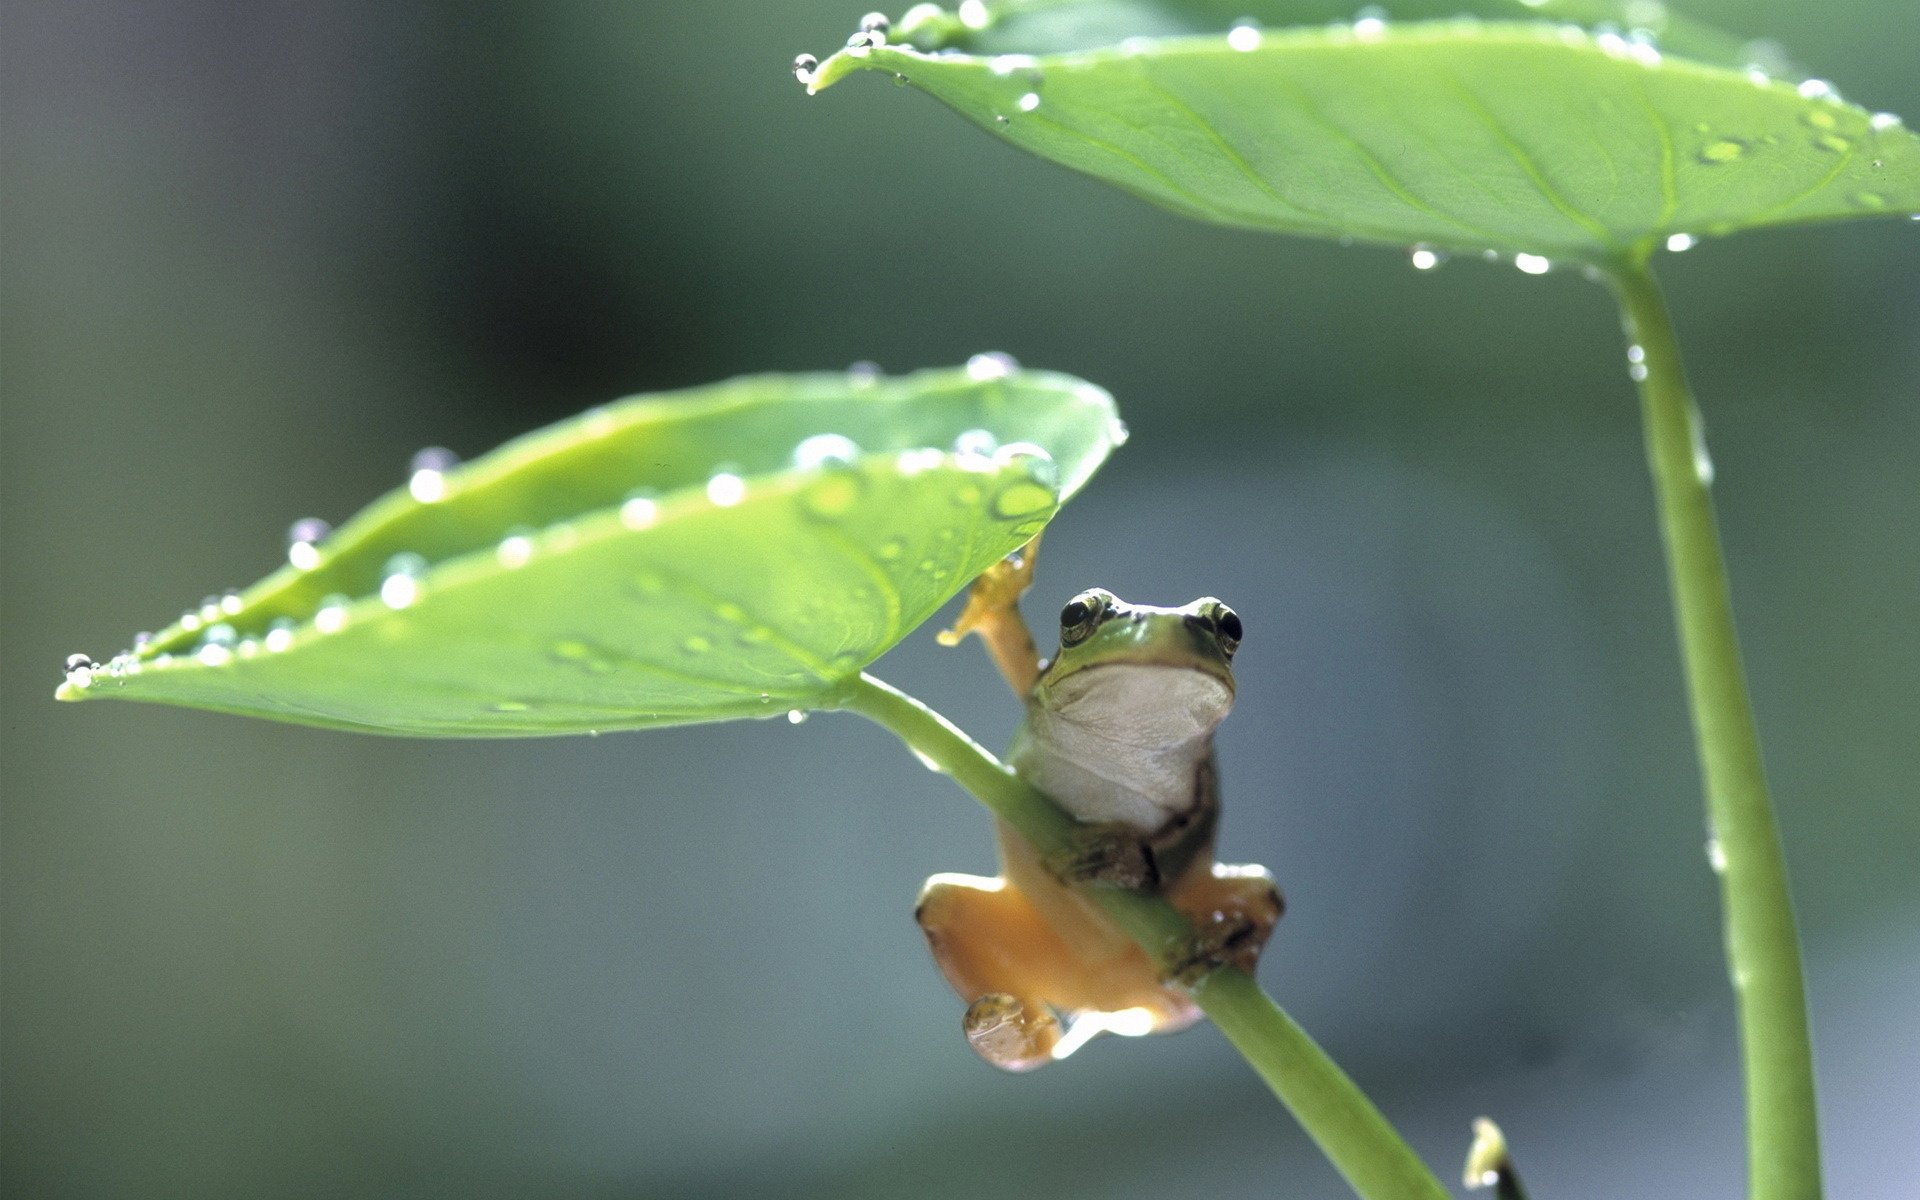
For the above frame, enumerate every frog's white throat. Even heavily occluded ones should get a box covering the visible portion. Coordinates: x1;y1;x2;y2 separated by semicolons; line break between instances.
1011;663;1232;833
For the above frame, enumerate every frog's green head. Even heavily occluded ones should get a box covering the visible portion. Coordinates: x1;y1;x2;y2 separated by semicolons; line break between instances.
1032;589;1240;741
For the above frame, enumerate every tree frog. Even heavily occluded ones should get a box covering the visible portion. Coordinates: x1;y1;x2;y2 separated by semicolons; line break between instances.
919;541;1283;1071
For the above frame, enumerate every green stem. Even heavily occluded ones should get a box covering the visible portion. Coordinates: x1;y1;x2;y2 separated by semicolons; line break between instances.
1605;257;1821;1200
834;671;1448;1200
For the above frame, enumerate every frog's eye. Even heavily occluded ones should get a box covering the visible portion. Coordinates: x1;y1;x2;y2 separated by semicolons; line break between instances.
1059;590;1111;647
1208;602;1243;656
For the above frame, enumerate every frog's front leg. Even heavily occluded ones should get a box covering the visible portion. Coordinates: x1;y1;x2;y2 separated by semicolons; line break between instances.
937;534;1042;696
1165;863;1285;985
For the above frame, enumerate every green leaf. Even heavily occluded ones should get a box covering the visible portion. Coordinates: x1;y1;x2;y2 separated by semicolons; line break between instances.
60;363;1124;736
808;5;1920;258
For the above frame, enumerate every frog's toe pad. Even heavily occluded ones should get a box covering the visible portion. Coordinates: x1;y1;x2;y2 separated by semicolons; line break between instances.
963;993;1062;1073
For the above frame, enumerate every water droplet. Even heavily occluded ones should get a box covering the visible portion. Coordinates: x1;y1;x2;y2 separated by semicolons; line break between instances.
65;652;95;672
1016;91;1041;113
132;631;155;650
497;529;535;568
1514;253;1552;275
846;360;881;385
1707;837;1728;873
992;479;1056;520
859;11;889;34
1852;192;1888;210
179;611;203;634
1869;112;1904;132
1665;233;1697;252
683;635;712;654
892;447;941;476
991;442;1058;489
203;622;237;647
787;709;810;725
1352;7;1386;41
409;447;457;503
994;114;1009;126
265;618;296;653
965;351;1018;381
1813;133;1852;154
1797;78;1837;102
706;470;747;507
1629;362;1649;382
846;31;880;54
957;0;989;30
493;700;531;713
1227;23;1262;51
632;570;667;598
197;643;232;667
315;593;351;633
1690;415;1714;484
1627;344;1647;364
620;490;660;530
1409;245;1445;270
286;517;330;570
794;433;861;470
1697;138;1747;164
953;428;998;464
804;470;866;522
793;53;818;84
374;560;420;606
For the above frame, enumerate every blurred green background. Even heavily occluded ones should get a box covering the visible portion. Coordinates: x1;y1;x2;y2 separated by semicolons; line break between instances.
4;2;1916;1196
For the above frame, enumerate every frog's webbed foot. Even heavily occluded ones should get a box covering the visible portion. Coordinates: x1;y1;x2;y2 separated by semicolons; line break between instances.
1043;820;1159;891
1165;863;1285;986
938;534;1043;696
960;993;1061;1073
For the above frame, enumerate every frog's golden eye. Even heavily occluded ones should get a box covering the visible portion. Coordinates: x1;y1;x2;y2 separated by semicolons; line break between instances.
1208;602;1243;656
1059;590;1111;647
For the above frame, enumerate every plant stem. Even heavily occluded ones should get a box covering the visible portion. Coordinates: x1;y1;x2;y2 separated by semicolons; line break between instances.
1605;257;1821;1200
834;671;1449;1200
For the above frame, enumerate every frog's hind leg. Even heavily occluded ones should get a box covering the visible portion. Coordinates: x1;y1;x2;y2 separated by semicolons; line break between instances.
937;534;1043;696
915;872;1067;1071
1165;863;1285;983
916;869;1199;1070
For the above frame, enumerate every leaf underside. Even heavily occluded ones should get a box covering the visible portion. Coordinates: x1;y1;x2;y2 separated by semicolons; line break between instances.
811;12;1920;258
62;366;1122;736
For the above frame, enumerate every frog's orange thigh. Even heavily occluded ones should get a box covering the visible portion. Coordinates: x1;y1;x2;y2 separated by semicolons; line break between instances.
915;873;1070;1006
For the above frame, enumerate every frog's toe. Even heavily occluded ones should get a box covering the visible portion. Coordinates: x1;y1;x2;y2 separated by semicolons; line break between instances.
963;992;1063;1072
1167;863;1284;982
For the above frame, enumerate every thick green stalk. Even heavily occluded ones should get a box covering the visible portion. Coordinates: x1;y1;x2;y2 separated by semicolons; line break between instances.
1605;257;1821;1200
834;671;1448;1200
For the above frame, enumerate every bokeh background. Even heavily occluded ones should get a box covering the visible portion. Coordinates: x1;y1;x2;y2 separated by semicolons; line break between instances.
5;2;1916;1197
